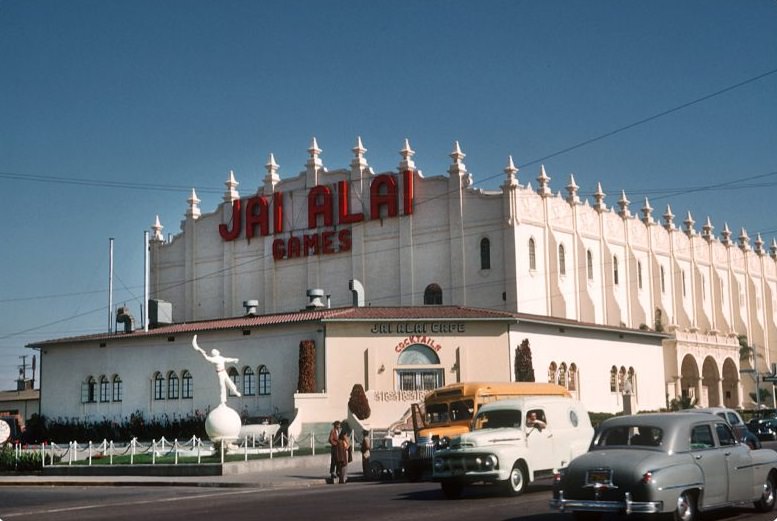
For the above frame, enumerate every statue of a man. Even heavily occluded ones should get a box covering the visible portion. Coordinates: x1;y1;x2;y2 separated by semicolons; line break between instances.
192;335;241;404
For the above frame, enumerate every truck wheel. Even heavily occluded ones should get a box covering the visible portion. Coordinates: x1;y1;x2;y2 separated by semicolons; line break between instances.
673;491;697;521
755;474;776;512
367;461;383;481
502;462;527;496
441;479;463;499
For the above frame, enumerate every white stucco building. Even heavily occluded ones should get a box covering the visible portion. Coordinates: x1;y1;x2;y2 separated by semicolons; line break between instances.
30;138;777;433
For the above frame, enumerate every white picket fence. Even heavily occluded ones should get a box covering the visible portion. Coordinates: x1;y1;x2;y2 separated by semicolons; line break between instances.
10;431;329;468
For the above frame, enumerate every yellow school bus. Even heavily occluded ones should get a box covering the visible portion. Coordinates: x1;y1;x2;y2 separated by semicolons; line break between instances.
404;382;571;480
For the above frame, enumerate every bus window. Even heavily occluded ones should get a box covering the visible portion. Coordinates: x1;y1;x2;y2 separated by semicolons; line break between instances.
426;403;450;425
450;399;474;421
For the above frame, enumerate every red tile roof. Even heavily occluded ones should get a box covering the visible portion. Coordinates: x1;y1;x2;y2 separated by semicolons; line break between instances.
26;306;518;347
26;305;664;348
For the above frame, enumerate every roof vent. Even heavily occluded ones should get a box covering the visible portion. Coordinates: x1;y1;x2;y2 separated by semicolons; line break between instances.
243;299;259;316
116;306;135;334
306;289;326;309
148;299;173;328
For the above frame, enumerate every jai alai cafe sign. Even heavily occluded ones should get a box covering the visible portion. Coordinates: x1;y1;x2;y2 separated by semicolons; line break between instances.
219;172;414;261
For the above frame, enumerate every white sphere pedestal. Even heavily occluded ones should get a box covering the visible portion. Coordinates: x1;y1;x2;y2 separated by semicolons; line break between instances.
205;403;242;451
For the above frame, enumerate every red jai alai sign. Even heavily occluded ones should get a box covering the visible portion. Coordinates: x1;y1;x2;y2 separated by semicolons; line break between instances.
219;171;414;261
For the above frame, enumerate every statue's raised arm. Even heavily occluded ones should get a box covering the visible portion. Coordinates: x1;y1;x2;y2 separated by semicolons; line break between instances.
192;334;207;357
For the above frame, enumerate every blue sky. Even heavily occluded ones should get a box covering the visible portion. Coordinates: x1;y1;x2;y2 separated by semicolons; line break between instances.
1;0;775;391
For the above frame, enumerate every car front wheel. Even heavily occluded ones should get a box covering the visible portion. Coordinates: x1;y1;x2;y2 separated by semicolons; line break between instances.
673;491;697;521
755;474;776;512
502;462;528;496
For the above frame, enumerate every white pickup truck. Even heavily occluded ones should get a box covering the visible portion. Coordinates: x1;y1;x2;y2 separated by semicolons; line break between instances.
432;395;593;498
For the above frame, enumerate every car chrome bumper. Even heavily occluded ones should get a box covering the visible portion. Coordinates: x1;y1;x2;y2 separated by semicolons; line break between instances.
550;491;663;515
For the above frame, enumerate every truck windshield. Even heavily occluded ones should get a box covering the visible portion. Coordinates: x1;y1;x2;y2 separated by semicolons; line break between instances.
473;409;522;430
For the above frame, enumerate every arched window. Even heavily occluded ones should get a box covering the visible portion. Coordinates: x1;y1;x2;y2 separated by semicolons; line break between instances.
682;270;686;297
480;237;491;270
243;366;256;396
258;365;271;395
529;238;537;271
568;363;578;392
181;370;193;399
627;367;636;394
227;367;240;397
153;372;165;400
167;371;179;399
618;366;627;393
609;366;618;392
587;250;594;280
558;363;567;387
99;375;110;402
112;375;123;402
613;255;619;285
82;376;97;403
559;244;566;276
397;344;443;391
660;266;666;293
424;283;443;305
637;261;643;290
548;362;558;384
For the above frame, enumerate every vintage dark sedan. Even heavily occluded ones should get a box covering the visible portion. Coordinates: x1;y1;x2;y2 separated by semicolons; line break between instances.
748;418;777;441
549;412;777;521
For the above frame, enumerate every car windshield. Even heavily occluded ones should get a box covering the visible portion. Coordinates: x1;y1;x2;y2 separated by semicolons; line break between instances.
473;409;522;430
596;425;663;448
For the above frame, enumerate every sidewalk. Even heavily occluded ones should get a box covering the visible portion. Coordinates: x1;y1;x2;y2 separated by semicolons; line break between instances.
0;454;366;489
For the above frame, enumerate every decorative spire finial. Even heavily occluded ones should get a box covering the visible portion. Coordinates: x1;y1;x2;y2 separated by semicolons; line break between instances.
738;228;751;251
721;223;732;246
566;174;580;205
503;155;519;187
641;197;654;225
151;215;164;241
399;138;416;172
662;205;675;230
186;188;201;220
702;217;714;242
536;165;551;197
223;170;239;203
755;233;765;255
593;182;606;213
617;190;630;218
448;141;471;185
264;153;280;192
683;211;696;236
353;136;366;158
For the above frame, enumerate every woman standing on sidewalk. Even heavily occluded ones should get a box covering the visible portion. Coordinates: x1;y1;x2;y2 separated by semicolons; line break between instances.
335;431;350;484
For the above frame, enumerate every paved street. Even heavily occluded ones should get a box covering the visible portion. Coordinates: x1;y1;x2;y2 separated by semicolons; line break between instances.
2;443;777;521
3;477;777;521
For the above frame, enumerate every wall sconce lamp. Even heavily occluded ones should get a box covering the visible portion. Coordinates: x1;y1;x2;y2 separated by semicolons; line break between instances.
451;362;459;373
378;364;385;374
